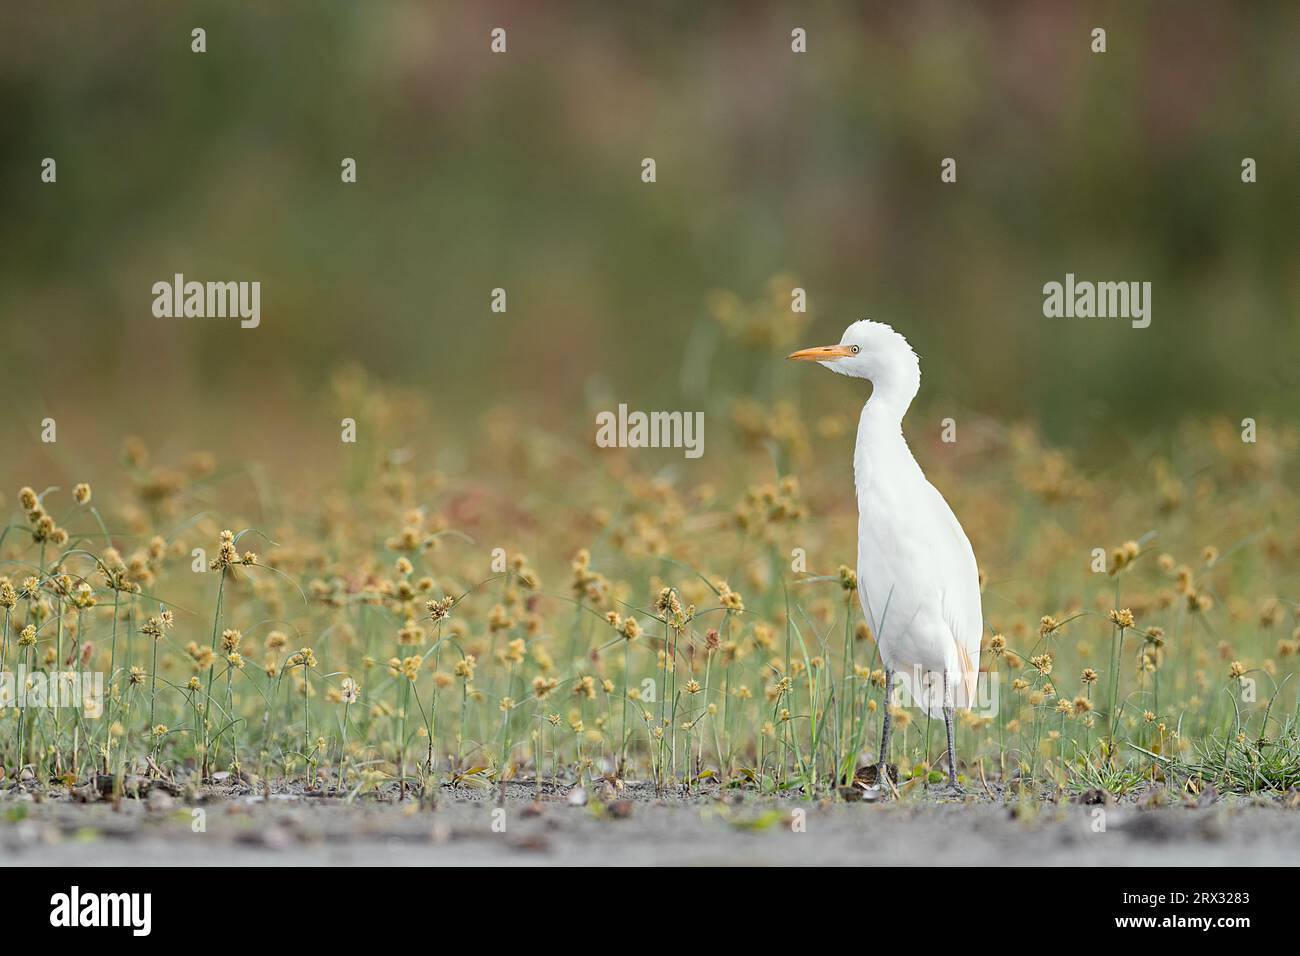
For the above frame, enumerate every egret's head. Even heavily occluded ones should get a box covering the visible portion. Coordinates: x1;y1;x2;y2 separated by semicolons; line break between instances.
787;319;919;380
787;319;922;407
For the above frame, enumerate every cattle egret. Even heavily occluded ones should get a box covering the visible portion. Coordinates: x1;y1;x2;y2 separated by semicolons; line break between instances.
789;320;982;793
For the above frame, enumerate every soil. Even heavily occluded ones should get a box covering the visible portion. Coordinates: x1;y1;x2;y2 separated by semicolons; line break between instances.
2;778;1297;866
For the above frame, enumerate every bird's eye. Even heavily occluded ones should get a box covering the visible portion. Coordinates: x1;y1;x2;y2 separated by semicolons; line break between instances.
850;345;860;354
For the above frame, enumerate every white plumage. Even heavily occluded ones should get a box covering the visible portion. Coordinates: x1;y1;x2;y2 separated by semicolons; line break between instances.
790;320;982;789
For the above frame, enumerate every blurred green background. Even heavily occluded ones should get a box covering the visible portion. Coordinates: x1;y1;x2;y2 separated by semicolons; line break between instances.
1;0;1296;464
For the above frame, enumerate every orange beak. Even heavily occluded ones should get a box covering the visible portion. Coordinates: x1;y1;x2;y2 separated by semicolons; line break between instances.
787;344;856;362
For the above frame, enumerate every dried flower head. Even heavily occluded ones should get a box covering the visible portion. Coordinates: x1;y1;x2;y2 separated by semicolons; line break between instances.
453;655;476;681
1109;608;1136;629
426;595;455;624
289;647;317;668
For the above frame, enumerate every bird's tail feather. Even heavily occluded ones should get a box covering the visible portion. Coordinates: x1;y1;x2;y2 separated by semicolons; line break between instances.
953;641;978;710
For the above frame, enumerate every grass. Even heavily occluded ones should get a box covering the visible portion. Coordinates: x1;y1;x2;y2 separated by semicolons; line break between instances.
1;300;1297;804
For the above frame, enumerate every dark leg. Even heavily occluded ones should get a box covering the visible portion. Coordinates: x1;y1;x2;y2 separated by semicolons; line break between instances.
876;669;894;788
942;670;961;791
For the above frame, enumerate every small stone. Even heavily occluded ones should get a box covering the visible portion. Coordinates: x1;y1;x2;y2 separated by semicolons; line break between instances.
510;834;550;852
236;769;261;789
1072;788;1111;806
234;825;293;851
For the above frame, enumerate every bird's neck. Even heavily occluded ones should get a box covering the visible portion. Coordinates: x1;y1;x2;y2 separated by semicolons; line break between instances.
853;395;920;497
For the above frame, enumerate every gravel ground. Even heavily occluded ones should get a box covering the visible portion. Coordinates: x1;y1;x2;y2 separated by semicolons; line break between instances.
3;779;1298;866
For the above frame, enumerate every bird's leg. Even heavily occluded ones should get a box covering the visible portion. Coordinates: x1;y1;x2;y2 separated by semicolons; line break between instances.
942;670;963;794
875;669;894;790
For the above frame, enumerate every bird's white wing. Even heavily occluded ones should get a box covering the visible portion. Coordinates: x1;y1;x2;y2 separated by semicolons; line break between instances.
922;479;983;708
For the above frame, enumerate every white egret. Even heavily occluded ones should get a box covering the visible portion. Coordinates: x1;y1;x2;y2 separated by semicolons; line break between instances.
789;320;982;792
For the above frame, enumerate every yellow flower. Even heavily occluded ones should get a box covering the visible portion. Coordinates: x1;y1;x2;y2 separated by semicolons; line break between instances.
388;656;420;681
289;647;317;668
1109;608;1135;629
426;596;455;623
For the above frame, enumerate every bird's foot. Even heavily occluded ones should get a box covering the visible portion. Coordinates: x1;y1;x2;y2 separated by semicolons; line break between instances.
863;763;897;800
933;780;967;800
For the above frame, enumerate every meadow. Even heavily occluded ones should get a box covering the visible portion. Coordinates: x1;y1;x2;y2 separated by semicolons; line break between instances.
2;290;1297;807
